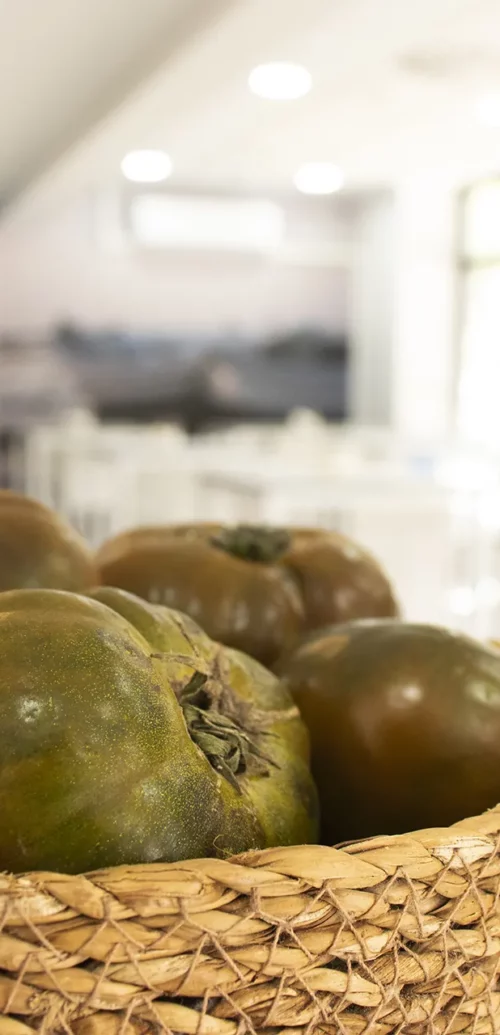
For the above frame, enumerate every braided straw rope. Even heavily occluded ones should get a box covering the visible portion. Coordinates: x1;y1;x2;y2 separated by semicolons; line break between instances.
2;810;500;1034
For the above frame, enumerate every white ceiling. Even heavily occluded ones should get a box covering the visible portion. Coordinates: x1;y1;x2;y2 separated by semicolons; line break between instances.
0;0;234;204
4;0;500;221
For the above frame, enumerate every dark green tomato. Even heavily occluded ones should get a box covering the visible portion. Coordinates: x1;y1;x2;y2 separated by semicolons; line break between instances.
0;587;317;874
279;620;500;843
96;524;398;668
0;490;96;591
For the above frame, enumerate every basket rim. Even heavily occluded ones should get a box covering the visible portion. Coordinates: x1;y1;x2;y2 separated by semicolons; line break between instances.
3;805;500;884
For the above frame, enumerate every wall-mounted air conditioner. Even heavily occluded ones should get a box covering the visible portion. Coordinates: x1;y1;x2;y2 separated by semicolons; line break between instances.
129;194;285;253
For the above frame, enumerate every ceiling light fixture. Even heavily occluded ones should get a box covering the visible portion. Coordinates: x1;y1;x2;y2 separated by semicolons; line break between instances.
248;62;312;100
121;150;173;184
293;162;344;195
476;94;500;128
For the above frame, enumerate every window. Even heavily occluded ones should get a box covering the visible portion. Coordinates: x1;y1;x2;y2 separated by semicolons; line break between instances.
457;180;500;444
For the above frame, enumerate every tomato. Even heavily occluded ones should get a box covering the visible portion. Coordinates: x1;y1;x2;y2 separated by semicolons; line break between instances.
0;490;96;591
0;586;317;873
279;620;500;842
96;524;398;667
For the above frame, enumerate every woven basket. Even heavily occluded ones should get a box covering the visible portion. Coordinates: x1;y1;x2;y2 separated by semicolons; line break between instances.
1;810;500;1035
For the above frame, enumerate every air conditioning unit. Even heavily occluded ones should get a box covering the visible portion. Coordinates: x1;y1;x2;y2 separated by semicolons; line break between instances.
129;194;285;253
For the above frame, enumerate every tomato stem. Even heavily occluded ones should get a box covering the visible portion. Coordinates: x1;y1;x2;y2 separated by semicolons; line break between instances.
211;525;290;563
178;667;276;790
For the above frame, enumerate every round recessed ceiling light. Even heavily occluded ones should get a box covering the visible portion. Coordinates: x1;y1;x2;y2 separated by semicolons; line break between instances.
476;93;500;128
248;62;312;100
293;162;344;195
121;150;173;183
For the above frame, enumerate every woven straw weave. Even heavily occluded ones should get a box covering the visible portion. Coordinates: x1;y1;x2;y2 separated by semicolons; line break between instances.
2;810;500;1035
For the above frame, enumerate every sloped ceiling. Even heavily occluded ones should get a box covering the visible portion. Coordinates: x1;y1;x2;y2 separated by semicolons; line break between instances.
3;0;500;222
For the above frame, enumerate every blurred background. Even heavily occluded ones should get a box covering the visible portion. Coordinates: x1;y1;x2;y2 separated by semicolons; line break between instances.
2;0;500;635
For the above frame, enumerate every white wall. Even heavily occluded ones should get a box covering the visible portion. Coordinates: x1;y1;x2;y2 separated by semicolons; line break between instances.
349;192;395;425
0;190;352;338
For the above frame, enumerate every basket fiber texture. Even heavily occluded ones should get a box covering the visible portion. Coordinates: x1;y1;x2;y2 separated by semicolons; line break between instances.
2;811;500;1035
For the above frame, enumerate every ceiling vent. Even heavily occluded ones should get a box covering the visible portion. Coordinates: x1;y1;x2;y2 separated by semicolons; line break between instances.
397;48;500;82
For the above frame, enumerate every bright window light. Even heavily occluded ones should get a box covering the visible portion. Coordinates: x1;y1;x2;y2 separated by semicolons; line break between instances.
121;150;172;184
449;586;476;617
248;62;312;100
463;181;500;259
476;93;500;128
294;162;344;195
476;576;500;608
